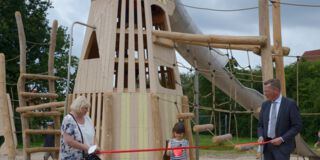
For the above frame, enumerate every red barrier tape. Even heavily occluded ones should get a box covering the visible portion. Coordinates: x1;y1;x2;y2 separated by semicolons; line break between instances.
96;141;271;155
234;140;272;147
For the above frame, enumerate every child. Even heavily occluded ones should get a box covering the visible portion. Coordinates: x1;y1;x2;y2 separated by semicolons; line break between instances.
43;121;55;160
314;130;320;148
166;121;189;160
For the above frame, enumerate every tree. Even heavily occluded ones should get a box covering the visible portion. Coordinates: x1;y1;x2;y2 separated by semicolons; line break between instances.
285;60;320;142
0;0;78;143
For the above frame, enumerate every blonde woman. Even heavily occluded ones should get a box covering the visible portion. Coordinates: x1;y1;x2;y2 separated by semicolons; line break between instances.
60;96;95;160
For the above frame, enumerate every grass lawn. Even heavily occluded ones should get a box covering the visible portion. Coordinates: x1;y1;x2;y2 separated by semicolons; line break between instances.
195;134;258;155
195;134;320;155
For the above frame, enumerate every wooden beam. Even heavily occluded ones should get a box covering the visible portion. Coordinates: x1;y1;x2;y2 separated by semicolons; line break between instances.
25;147;59;153
212;134;233;144
0;54;16;160
48;20;58;78
24;129;61;135
193;124;214;132
272;0;286;96
56;107;65;112
176;112;194;119
153;36;290;56
15;12;26;74
151;94;163;160
181;96;195;160
101;93;113;160
21;74;60;80
6;94;18;149
153;30;267;45
259;0;274;86
272;47;289;56
16;102;65;113
20;92;58;99
22;111;61;117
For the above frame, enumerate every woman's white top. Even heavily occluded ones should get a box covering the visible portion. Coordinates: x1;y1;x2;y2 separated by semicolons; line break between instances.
79;115;95;146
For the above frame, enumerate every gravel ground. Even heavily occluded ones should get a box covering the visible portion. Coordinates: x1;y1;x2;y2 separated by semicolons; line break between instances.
0;149;317;160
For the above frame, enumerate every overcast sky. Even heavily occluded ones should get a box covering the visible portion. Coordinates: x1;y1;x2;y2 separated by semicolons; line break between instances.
47;0;320;70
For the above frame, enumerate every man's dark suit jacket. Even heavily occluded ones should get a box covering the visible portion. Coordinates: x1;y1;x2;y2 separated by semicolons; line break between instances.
258;97;302;154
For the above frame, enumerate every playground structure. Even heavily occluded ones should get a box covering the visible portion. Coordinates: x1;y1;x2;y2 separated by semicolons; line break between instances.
0;54;17;159
14;12;64;160
0;0;318;160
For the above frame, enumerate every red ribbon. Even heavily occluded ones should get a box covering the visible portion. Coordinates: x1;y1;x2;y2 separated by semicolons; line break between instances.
234;140;272;147
96;141;271;155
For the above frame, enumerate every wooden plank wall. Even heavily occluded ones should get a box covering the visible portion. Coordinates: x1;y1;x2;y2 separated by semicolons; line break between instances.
74;0;182;96
137;0;147;92
74;0;117;94
71;92;181;160
128;0;136;92
116;0;126;92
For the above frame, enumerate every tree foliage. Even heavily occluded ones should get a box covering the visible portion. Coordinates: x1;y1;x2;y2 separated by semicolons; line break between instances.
0;0;78;143
180;59;320;142
285;60;320;142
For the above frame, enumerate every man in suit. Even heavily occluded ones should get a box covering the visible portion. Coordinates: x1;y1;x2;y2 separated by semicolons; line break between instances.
258;79;302;160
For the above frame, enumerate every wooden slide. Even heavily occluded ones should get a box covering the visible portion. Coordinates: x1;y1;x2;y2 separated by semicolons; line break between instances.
169;0;319;159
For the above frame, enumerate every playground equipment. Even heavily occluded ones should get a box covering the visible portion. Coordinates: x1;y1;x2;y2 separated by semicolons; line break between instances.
212;134;233;145
67;0;319;159
15;12;64;160
12;0;319;160
167;0;319;159
0;53;16;159
67;0;203;159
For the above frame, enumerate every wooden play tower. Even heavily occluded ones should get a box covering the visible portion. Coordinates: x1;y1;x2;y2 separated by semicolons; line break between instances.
70;0;194;159
12;0;320;159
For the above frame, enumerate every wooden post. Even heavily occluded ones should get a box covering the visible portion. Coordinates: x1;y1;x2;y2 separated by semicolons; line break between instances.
250;113;253;140
151;94;163;160
0;54;16;160
101;93;113;160
67;94;73;114
15;12;30;159
218;112;221;135
211;75;217;135
193;60;200;160
181;96;195;160
48;20;58;94
47;20;60;158
259;0;274;86
272;0;286;96
15;11;26;74
7;94;18;148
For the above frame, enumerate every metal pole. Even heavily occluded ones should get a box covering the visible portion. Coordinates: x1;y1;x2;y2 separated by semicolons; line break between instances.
65;21;95;116
193;59;200;160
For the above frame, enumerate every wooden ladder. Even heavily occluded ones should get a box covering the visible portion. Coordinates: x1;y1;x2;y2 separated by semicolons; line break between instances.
15;11;64;160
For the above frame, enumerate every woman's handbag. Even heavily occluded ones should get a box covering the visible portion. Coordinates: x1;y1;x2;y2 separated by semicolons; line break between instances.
84;145;101;160
163;139;170;160
84;153;101;160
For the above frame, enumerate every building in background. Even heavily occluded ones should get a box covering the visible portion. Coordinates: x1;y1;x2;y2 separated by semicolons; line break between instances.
302;49;320;62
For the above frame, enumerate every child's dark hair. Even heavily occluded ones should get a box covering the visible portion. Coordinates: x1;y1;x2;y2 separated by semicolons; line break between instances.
172;121;185;134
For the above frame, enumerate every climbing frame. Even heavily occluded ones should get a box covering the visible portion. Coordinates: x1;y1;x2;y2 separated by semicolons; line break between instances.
15;11;64;160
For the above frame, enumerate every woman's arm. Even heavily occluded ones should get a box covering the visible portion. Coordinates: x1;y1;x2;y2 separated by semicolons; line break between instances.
63;132;89;153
